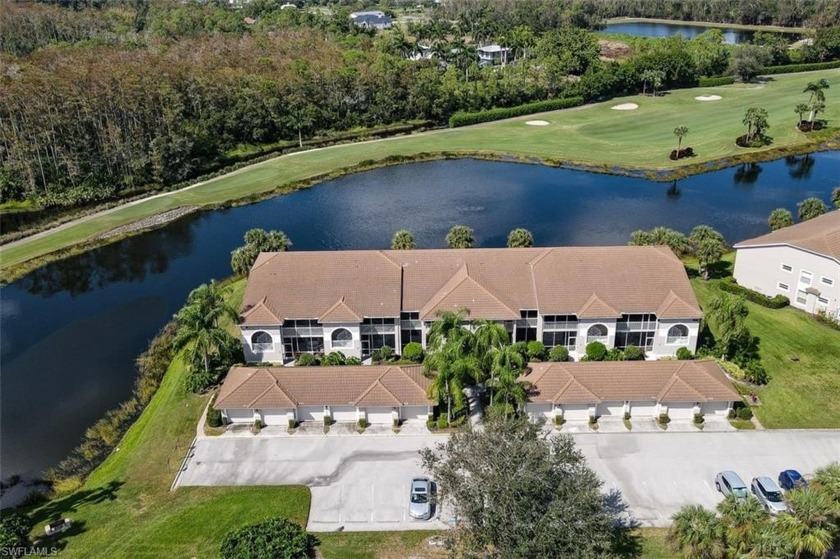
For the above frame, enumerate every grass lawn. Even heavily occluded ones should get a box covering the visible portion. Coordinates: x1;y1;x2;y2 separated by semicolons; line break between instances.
2;70;837;280
690;255;840;429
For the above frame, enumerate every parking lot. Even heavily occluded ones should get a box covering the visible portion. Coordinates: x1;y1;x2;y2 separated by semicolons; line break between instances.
175;430;840;530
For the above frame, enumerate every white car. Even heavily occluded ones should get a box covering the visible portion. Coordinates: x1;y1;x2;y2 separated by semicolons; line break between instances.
751;476;789;515
715;471;749;501
409;477;433;520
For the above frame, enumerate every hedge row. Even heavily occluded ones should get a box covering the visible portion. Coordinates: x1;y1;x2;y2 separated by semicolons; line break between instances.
759;60;840;76
698;76;735;87
719;278;790;309
449;97;585;128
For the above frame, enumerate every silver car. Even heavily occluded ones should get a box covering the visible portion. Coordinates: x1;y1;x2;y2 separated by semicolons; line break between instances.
751;476;789;515
715;470;749;501
409;477;433;520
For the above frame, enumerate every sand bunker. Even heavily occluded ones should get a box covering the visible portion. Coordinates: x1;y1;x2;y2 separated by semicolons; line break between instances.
611;103;639;111
525;120;550;126
695;95;722;101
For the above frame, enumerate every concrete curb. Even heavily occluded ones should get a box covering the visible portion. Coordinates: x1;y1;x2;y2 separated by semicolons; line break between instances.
170;437;197;491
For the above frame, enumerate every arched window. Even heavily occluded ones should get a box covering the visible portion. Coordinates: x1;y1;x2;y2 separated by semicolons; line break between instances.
331;328;353;348
586;324;608;344
667;324;689;345
251;331;273;351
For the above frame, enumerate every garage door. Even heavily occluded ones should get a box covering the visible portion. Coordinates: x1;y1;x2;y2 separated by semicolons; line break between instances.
298;406;324;422
332;406;357;422
701;402;731;416
667;403;696;419
628;401;658;419
598;402;625;417
224;409;254;423
365;407;395;424
261;409;291;425
525;404;554;421
560;404;590;421
401;406;430;421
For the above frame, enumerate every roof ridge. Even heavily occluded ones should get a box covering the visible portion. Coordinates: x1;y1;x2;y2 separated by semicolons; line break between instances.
578;293;619;317
240;296;283;323
319;296;362;322
353;368;402;406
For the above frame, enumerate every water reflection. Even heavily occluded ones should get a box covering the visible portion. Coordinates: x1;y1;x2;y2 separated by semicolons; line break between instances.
666;181;681;200
785;154;816;180
733;163;763;186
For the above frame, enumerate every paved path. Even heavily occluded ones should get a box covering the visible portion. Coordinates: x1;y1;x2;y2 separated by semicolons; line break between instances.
174;430;840;530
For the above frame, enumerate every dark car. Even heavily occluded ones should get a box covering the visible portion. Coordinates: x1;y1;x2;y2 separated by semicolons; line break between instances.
778;469;807;491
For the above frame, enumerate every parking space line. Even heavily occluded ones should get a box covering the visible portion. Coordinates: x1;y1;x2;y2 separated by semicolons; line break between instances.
370;484;375;523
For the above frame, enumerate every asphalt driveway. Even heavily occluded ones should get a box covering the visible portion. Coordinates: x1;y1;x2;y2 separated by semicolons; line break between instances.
175;430;840;530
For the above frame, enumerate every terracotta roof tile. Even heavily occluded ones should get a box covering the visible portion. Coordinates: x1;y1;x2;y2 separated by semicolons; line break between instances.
578;294;620;319
419;264;520;320
319;297;362;323
734;210;840;263
240;297;283;325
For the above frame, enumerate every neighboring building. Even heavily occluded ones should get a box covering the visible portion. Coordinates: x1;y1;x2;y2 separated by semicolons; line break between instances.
523;360;740;422
349;10;393;30
733;211;840;317
215;365;433;425
477;44;510;65
238;246;702;363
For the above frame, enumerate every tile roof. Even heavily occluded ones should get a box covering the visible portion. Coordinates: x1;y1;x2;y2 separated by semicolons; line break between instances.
215;365;434;409
240;247;702;324
320;297;362;323
524;360;740;404
734;210;840;263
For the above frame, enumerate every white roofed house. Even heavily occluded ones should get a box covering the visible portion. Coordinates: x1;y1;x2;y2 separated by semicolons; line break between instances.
349;10;393;30
733;211;840;318
477;44;510;66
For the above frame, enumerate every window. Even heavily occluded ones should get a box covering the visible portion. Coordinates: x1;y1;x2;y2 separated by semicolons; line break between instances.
666;325;689;345
781;264;792;273
331;328;353;348
586;324;608;344
400;311;420;320
543;315;578;329
818;296;829;305
777;282;789;292
401;329;422;350
795;290;807;305
543;331;577;350
520;310;538;318
821;277;835;287
251;331;274;352
800;270;813;286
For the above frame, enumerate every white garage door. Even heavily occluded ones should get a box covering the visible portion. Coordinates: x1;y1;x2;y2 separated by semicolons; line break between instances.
365;407;395;424
560;404;590;421
332;406;357;422
224;409;254;423
598;402;625;417
701;402;731;416
298;406;324;422
667;403;696;419
401;406;430;420
525;404;554;421
629;401;658;418
260;409;291;425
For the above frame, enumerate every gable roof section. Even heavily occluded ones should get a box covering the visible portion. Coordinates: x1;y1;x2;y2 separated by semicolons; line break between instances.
419;264;520;320
577;293;620;319
240;297;284;325
319;297;362;323
734;210;840;263
524;360;739;404
657;290;703;319
215;365;433;409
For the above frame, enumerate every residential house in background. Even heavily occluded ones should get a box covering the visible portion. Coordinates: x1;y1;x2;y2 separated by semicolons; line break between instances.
349;10;393;30
733;210;840;317
238;246;703;363
477;44;510;65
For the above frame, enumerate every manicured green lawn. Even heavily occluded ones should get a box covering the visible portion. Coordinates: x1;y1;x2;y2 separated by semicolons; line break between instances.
2;70;837;280
690;256;840;429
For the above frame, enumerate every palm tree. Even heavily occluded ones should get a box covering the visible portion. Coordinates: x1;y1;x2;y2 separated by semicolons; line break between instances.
767;208;794;230
716;495;769;557
487;343;526;402
486;368;532;418
425;342;481;422
231;229;292;276
426;309;471;351
832;187;840;209
506;228;534;248
738;526;792;559
472;319;510;363
803;78;829;123
776;487;838;559
689;225;726;280
742;107;769;144
446;225;475;248
794;102;809;128
797;197;827;221
673;125;689;154
667;505;725;559
391;230;416;250
172;283;237;375
813;461;840;501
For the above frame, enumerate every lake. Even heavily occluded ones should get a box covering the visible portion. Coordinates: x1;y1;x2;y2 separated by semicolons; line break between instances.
603;21;796;44
1;152;838;479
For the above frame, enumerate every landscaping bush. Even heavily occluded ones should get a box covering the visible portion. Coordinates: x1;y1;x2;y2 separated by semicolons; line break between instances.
372;345;394;364
815;309;840;331
393;417;401;428
402;342;424;363
675;347;694;360
0;513;32;548
252;419;262;434
623;411;631;421
622;345;645;361
219;517;316;559
548;345;570;362
744;360;770;385
717;359;747;380
357;418;369;430
426;417;436;430
698;76;735;87
737;407;754;421
449;97;585;128
728;409;737;420
604;348;624;361
345;356;362;365
320;351;346;366
694;413;705;424
206;396;223;428
287;418;296;430
437;416;450;430
585;341;607;361
719;278;789;308
759;60;840;75
527;340;547;361
486;403;516;420
553;414;565;426
658;413;671;425
294;353;317;366
588;414;598;425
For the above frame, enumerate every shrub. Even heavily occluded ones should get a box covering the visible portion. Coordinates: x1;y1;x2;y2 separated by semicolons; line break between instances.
206;397;223;428
815;309;840;331
728;409;737;420
393;417;401;428
585;341;607;361
320;351;346;366
588;414;598;425
623;411;631;421
426;417;436;430
719;278;789;308
287;418;296;429
323;415;333;427
295;353;317;366
658;413;671;425
402;342;424;363
437;416;449;430
548;345;570;362
345;356;362;365
698;76;736;87
744;361;769;385
527;340;547;361
219;517;316;559
737;407;754;420
605;348;624;361
449;414;467;427
252;419;262;434
759;60;840;75
372;345;394;364
717;359;747;380
675;347;694;360
553;414;566;426
357;418;369;429
694;413;705;424
449;97;585;127
622;345;645;361
486;403;516;420
0;513;32;548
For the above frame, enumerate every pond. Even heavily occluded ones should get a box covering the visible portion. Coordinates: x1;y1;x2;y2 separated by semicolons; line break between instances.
603;21;798;44
1;152;838;479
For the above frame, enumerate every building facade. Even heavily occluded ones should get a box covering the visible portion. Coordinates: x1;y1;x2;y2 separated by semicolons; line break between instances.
734;211;840;317
238;246;703;363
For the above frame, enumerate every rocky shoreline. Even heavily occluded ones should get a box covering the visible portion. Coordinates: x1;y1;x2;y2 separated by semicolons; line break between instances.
93;206;198;241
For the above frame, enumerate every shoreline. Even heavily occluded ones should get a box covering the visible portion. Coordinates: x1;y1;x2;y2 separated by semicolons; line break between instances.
603;17;810;34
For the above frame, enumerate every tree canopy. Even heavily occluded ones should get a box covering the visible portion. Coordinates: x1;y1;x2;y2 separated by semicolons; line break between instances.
446;225;476;249
219;517;316;559
231;229;291;276
506;228;534;248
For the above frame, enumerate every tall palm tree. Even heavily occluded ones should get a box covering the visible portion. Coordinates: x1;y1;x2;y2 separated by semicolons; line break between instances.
391;230;416;250
172;282;237;375
776;487;839;559
446;225;475;248
425;343;480;422
486;368;531;418
716;495;768;556
506;228;534;248
473;319;510;362
667;505;725;559
487;343;526;402
803;78;829;123
673;126;689;154
737;525;792;559
426;308;471;351
794;102;809;128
